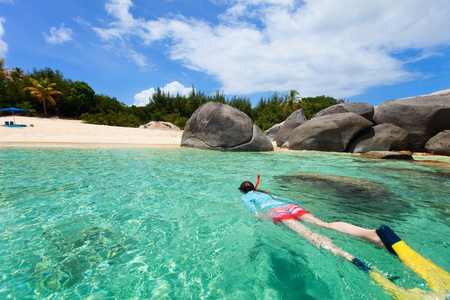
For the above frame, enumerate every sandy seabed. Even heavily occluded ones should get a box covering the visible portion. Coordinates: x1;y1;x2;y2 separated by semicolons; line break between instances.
0;116;183;148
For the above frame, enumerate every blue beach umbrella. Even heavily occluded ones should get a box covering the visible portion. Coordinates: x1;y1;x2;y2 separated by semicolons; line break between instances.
1;107;26;124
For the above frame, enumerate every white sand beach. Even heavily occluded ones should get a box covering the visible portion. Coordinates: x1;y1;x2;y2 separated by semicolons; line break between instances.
0;116;183;148
1;116;448;162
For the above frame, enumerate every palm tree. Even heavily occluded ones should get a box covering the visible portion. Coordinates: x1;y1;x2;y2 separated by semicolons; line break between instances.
10;67;25;82
23;78;61;117
0;58;13;83
280;89;302;115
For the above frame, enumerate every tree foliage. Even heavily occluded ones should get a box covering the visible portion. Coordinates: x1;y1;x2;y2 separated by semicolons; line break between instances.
301;95;338;119
281;89;302;115
1;58;338;128
0;58;13;83
23;78;62;117
67;81;95;118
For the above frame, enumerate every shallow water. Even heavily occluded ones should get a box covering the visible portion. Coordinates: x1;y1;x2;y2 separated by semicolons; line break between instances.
0;148;449;299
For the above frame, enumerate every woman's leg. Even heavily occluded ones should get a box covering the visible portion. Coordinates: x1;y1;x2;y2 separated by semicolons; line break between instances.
281;219;354;262
300;214;386;249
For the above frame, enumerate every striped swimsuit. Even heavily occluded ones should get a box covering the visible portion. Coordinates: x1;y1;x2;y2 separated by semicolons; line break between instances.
241;191;309;223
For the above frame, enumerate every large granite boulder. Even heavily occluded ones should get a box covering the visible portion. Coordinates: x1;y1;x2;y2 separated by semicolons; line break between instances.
274;109;307;147
289;112;373;151
373;91;450;151
181;102;273;151
139;121;181;131
347;124;410;153
425;130;450;156
313;102;374;121
265;122;283;140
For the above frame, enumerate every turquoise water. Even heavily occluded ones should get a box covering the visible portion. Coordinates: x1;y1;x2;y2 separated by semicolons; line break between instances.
0;147;449;299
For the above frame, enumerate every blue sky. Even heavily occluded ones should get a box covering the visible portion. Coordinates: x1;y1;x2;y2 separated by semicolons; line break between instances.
1;0;449;107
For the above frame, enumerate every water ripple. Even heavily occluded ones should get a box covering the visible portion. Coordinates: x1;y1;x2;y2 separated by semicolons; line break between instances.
0;148;448;299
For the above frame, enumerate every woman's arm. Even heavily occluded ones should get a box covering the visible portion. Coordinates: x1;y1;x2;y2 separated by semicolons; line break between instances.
241;195;258;213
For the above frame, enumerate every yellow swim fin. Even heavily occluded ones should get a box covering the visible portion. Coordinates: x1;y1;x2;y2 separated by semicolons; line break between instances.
352;256;449;299
376;225;450;294
368;269;445;300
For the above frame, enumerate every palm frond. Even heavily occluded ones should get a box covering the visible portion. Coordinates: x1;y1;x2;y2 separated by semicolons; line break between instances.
45;95;57;105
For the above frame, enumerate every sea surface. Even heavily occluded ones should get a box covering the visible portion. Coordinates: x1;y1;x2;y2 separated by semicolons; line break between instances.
0;147;449;299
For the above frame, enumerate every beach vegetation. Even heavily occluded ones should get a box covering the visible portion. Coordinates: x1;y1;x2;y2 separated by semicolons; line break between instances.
1;59;338;128
0;58;14;83
67;81;95;118
16;101;37;116
252;93;285;131
23;78;62;117
281;89;302;115
301;95;338;119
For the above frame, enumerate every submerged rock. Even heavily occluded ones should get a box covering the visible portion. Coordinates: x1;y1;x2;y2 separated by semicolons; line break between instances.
360;151;414;160
276;172;415;217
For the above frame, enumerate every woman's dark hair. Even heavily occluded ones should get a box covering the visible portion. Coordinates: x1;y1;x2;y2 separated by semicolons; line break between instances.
239;181;255;193
239;180;274;198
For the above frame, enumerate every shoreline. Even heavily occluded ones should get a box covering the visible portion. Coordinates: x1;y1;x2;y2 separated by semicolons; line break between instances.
1;116;449;162
0;142;181;148
1;116;183;148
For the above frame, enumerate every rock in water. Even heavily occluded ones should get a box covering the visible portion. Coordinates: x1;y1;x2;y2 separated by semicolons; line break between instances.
181;102;273;151
348;124;409;153
425;130;450;156
360;151;414;160
265;123;283;141
274;109;307;147
289;112;373;152
314;102;374;121
373;92;450;151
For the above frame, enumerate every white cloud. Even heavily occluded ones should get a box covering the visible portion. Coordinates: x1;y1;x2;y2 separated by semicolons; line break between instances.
95;0;450;98
126;48;147;67
133;81;194;106
43;23;74;44
0;17;7;57
134;87;156;107
74;17;91;27
162;81;194;97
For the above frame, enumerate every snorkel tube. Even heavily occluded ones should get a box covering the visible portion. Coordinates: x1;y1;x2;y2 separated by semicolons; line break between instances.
254;174;260;189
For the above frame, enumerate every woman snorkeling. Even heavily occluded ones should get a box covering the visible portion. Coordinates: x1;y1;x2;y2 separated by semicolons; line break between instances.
238;180;386;263
239;178;450;296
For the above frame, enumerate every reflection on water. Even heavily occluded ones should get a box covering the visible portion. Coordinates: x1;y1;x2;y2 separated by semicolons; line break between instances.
0;148;449;299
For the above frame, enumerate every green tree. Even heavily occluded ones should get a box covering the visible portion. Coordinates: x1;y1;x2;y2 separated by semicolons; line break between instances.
10;67;25;82
31;67;72;116
0;58;13;83
23;78;61;117
301;95;337;119
67;81;95;117
280;89;302;115
0;61;25;108
252;93;285;131
227;96;252;116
